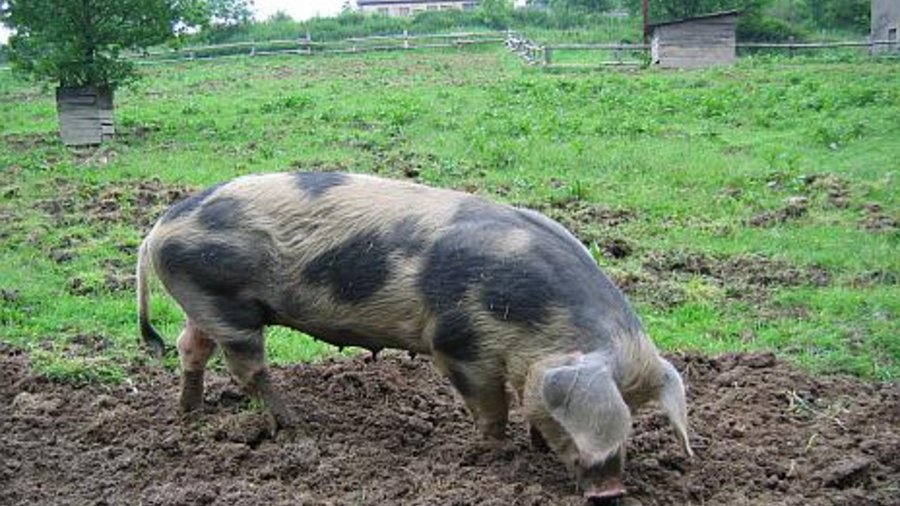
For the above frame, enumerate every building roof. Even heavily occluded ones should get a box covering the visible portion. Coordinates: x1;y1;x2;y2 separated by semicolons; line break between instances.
648;9;742;29
357;0;474;5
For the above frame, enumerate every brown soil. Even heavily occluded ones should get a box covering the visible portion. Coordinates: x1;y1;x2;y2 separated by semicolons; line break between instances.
861;203;899;232
611;250;832;311
748;197;809;228
2;344;897;506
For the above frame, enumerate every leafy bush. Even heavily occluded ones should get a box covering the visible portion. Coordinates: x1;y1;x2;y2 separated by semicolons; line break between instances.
738;13;808;42
190;6;639;46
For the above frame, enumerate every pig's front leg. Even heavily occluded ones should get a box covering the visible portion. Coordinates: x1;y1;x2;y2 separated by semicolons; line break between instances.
434;354;509;441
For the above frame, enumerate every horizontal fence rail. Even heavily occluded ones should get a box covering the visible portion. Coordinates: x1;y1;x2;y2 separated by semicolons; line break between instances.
738;40;897;49
505;30;898;69
128;31;507;63
507;30;648;68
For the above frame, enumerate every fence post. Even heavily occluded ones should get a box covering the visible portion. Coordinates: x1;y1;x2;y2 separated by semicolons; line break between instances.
306;31;312;55
404;29;410;49
788;36;795;58
250;42;256;57
544;46;552;66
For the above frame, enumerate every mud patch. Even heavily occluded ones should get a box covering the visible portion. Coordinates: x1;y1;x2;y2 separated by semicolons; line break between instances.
1;132;58;152
616;250;830;310
804;173;851;209
748;196;809;228
523;199;637;257
861;203;898;232
35;178;195;233
1;344;896;506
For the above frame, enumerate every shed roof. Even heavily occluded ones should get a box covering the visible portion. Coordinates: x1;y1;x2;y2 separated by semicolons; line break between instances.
648;9;742;29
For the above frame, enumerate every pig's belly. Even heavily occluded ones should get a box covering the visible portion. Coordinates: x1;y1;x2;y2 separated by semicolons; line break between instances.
276;292;432;355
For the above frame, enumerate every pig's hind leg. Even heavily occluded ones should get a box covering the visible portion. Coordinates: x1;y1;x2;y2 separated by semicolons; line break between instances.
176;318;217;414
217;327;297;434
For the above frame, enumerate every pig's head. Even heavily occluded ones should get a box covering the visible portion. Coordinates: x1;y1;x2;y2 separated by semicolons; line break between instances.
523;351;693;501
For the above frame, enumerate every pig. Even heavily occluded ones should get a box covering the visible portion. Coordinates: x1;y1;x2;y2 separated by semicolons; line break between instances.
136;171;693;500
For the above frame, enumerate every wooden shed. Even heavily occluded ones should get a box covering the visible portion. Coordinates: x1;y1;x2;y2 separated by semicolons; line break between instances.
650;10;742;69
56;86;115;146
872;0;899;54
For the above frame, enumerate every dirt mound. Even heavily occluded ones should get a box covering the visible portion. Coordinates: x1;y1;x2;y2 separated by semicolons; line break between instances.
618;250;831;310
1;344;897;506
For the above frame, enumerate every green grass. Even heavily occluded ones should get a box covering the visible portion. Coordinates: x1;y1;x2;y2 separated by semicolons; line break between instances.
1;46;897;383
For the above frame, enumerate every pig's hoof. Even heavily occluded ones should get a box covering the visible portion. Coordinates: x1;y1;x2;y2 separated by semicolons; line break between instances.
178;409;207;431
461;438;514;465
266;410;303;437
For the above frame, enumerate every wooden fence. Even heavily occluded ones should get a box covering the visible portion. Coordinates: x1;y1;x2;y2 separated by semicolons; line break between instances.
130;31;507;63
3;31;894;71
506;30;899;69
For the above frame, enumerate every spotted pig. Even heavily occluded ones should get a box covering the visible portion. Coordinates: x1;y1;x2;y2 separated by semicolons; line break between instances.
136;172;693;500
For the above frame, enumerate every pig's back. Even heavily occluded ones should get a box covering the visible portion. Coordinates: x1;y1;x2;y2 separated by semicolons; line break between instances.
152;172;643;354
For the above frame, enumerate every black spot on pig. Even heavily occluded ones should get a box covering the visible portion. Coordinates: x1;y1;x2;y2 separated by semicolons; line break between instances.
197;197;244;231
295;172;349;199
480;256;554;327
420;216;555;330
159;240;267;296
423;204;645;344
220;336;265;359
387;216;427;256
446;363;474;397
161;183;225;223
432;310;480;362
206;295;277;331
307;325;383;351
303;231;391;303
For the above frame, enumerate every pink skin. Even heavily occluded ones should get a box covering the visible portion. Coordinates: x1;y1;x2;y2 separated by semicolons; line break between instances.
584;485;627;502
579;452;627;503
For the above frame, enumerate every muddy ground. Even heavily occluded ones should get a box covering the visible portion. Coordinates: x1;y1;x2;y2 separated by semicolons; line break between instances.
1;344;897;506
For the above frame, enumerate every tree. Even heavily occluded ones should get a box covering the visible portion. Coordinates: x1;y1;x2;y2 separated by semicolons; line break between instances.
624;0;769;20
478;0;515;28
205;0;253;27
1;0;202;88
813;0;869;31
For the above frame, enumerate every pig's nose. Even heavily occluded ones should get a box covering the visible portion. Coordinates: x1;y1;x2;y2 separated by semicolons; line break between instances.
583;481;627;503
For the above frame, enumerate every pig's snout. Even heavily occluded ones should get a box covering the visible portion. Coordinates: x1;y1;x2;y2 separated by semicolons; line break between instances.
577;448;626;503
583;476;626;503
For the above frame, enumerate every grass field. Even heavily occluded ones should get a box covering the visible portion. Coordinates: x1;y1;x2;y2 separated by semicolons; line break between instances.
1;46;897;383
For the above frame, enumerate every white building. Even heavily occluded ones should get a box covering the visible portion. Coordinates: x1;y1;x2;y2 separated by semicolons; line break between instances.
357;0;479;17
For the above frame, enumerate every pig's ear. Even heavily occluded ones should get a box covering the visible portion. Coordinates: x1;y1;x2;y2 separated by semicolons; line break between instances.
657;358;694;457
541;357;631;464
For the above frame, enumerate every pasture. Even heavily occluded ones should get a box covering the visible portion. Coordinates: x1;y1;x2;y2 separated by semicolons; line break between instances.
1;46;898;504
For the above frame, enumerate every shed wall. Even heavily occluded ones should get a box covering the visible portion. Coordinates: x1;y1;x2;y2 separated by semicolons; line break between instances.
56;87;114;146
652;15;738;69
872;0;900;53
